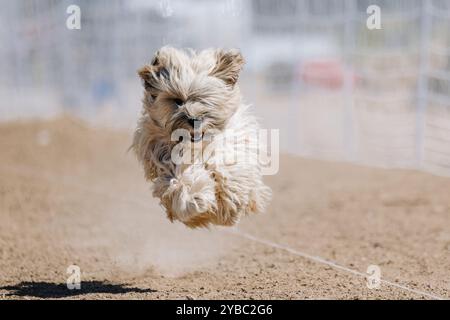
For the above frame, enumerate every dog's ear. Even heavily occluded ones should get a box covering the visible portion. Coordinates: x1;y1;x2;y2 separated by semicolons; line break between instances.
138;52;169;90
138;65;155;90
210;49;245;87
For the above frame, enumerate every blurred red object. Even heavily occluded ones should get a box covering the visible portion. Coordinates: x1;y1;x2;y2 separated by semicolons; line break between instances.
300;59;357;90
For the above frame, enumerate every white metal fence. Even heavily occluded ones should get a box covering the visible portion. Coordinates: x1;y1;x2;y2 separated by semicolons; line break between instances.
0;0;450;176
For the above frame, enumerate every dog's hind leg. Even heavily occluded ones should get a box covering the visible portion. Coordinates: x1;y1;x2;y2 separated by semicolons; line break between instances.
208;161;271;226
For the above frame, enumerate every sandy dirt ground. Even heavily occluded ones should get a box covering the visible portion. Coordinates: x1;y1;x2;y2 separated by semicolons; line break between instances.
0;117;449;300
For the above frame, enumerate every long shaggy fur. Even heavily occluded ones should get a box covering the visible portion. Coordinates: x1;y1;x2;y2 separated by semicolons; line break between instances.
132;47;271;228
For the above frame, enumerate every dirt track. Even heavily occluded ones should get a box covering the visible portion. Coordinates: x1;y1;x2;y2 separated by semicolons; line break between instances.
0;117;449;299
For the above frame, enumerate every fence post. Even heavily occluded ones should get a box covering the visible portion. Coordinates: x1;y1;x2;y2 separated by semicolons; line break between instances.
416;0;432;168
287;1;303;155
343;0;357;161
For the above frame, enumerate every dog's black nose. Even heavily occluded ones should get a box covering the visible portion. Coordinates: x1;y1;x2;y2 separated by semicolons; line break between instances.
188;118;201;128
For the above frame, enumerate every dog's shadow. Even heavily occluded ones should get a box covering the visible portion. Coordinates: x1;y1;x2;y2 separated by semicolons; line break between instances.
0;281;156;298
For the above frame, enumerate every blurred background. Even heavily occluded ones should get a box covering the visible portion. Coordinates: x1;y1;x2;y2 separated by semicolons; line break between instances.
1;0;450;176
1;1;450;299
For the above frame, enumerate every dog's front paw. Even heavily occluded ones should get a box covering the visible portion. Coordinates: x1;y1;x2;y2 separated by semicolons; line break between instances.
163;165;216;224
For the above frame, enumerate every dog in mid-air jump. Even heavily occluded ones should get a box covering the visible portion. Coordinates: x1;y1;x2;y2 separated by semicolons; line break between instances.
132;47;271;228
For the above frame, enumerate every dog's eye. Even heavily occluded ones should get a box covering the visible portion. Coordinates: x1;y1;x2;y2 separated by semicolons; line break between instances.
151;94;157;100
173;98;184;107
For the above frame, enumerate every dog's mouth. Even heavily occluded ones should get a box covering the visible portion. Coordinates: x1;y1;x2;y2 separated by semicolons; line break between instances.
190;130;204;143
176;130;204;143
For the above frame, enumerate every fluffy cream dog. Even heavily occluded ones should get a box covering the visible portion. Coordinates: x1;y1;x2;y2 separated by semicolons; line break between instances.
132;47;271;228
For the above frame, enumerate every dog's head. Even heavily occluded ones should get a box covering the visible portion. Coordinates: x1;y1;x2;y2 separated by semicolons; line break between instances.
138;47;244;142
